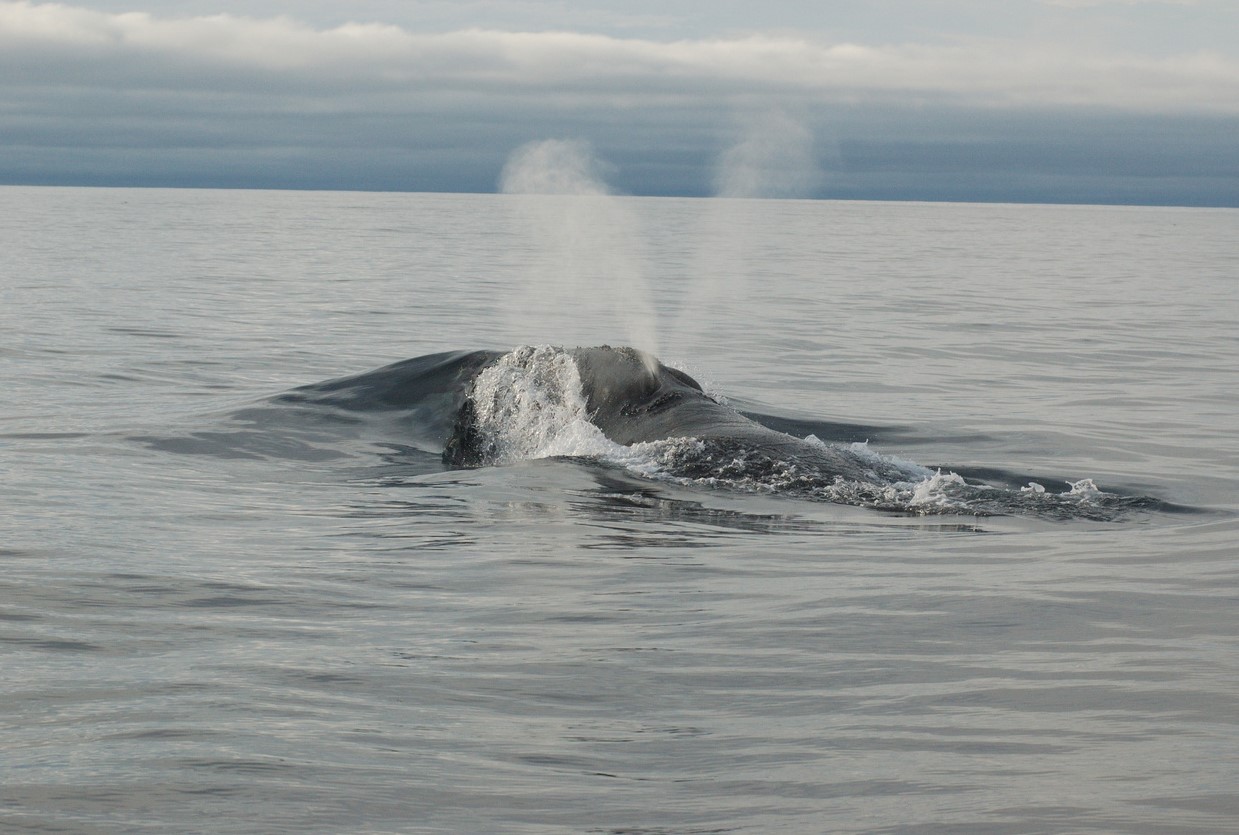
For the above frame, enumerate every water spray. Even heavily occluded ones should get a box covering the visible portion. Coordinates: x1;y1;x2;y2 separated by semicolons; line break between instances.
498;139;661;373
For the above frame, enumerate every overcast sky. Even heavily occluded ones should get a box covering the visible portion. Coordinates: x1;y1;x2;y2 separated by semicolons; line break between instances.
2;0;1237;205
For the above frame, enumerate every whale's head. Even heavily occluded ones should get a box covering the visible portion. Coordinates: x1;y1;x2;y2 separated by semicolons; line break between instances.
571;345;714;444
572;346;702;410
443;345;718;466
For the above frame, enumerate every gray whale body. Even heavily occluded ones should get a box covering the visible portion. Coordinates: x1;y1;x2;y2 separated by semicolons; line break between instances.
276;344;1165;519
444;345;913;484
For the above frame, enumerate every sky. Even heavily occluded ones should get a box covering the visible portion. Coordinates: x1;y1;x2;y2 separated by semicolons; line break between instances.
2;0;1237;205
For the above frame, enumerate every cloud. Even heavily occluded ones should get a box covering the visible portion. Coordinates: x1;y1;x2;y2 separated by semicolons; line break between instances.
0;1;1236;205
1;1;1237;111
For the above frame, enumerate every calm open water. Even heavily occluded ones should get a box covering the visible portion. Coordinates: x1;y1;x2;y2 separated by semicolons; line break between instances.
2;186;1237;834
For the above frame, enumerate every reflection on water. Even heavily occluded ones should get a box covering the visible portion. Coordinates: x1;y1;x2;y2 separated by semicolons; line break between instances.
3;189;1237;834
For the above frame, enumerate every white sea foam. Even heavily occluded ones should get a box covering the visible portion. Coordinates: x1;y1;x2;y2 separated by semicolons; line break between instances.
1066;478;1102;497
846;439;936;480
907;470;971;510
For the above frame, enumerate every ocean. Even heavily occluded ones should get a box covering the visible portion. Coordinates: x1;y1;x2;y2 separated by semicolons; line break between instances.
2;186;1237;833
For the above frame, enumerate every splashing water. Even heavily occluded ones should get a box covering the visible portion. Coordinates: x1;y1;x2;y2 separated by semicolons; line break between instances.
465;345;601;463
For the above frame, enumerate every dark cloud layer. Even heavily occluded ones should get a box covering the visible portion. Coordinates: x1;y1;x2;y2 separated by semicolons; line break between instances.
1;1;1236;206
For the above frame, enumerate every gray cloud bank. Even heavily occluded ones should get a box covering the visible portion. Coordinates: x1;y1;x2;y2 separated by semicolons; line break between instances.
2;1;1237;205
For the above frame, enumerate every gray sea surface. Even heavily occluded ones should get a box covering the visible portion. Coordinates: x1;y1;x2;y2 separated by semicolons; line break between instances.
2;186;1238;833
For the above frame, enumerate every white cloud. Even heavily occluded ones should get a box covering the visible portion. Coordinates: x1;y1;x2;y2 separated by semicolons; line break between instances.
1;0;1236;206
1;0;1237;112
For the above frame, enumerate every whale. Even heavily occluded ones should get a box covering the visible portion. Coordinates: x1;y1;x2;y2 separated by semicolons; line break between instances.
270;344;1161;519
277;344;909;480
442;345;916;484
